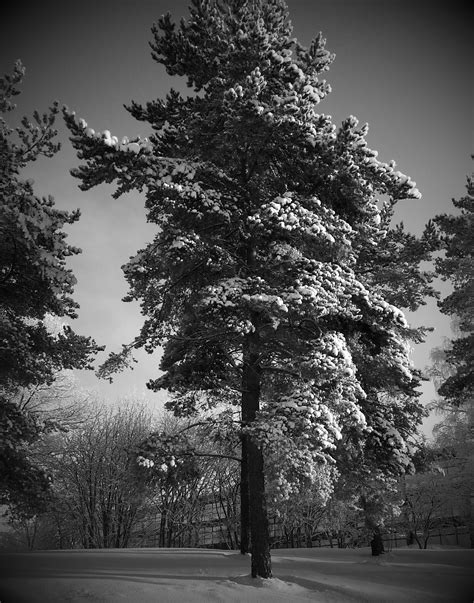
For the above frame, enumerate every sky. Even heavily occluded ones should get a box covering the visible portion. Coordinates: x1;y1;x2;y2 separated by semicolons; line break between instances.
2;0;473;435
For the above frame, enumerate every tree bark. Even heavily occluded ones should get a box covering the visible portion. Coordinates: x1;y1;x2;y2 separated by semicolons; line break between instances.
240;433;250;554
361;495;385;556
247;436;272;577
370;528;385;556
242;330;272;578
469;492;474;549
468;412;474;549
159;508;167;548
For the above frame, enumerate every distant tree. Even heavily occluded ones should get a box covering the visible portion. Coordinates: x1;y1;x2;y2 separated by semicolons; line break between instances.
272;478;328;548
0;61;101;511
134;413;241;548
206;456;241;549
3;371;91;546
433;163;473;407
432;408;473;547
427;378;474;548
134;420;205;548
430;162;474;546
334;388;428;555
11;367;90;436
42;403;153;549
65;0;435;577
319;497;360;549
401;467;451;550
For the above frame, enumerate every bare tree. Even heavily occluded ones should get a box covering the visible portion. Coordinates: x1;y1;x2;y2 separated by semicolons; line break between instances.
133;413;242;549
44;402;156;549
402;470;451;549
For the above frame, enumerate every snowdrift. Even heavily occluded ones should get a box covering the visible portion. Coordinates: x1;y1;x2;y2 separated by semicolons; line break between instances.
0;546;472;602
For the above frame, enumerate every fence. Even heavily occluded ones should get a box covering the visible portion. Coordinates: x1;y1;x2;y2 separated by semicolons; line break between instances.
383;526;471;550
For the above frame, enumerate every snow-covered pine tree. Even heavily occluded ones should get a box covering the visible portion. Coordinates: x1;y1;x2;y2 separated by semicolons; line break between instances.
64;0;434;577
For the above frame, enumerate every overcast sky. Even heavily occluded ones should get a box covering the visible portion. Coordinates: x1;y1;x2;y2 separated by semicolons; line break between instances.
2;0;472;435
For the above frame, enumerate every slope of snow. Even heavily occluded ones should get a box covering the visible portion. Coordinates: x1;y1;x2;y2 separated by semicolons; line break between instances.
0;546;472;602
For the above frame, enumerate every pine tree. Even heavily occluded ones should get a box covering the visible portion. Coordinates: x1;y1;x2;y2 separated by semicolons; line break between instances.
431;161;474;546
0;61;101;511
64;0;434;576
433;164;473;407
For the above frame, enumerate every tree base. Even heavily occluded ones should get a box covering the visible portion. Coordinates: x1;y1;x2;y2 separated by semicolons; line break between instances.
370;533;385;556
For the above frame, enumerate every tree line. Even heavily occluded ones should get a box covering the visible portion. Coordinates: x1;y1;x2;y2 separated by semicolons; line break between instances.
3;390;471;553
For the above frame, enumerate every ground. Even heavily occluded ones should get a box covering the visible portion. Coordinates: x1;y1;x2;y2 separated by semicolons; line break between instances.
0;546;472;602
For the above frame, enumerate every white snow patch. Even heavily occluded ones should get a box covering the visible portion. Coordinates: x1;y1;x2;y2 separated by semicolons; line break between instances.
0;546;472;602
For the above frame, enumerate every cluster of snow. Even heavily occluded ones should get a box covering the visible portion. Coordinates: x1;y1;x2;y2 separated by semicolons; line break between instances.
351;276;409;329
301;332;358;380
384;332;416;382
137;456;155;469
241;293;288;328
372;297;408;327
76;118;152;154
149;169;236;228
249;192;352;249
202;277;250;310
369;414;413;469
224;84;245;101
137;454;178;474
164;231;202;265
269;48;293;66
280;261;356;319
201;276;293;333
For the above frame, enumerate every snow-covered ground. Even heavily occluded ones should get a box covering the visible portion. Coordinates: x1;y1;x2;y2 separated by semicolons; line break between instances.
0;546;472;602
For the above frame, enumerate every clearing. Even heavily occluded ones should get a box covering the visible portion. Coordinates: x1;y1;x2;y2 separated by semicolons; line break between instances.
0;545;472;602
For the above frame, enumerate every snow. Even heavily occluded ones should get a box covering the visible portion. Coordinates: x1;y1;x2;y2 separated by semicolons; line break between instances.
0;546;472;602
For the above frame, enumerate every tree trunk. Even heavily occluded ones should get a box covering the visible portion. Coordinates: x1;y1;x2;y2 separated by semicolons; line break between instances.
159;508;167;548
247;436;272;577
240;433;250;554
242;330;272;578
370;528;385;556
470;492;474;548
361;495;385;556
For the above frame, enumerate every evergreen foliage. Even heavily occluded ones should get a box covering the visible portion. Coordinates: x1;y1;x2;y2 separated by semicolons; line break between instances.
433;164;473;407
430;161;474;547
0;61;101;511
